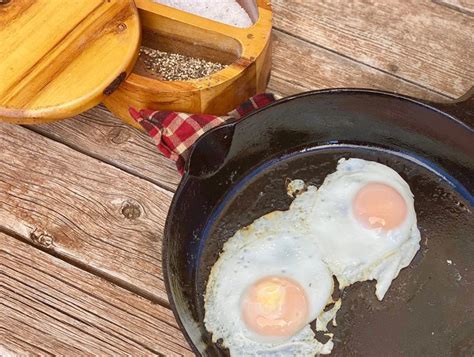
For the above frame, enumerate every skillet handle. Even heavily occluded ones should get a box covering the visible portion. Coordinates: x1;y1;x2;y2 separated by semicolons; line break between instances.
423;87;474;128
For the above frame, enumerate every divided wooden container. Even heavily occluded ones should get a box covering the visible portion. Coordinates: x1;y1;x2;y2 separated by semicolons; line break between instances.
106;0;273;128
0;0;272;128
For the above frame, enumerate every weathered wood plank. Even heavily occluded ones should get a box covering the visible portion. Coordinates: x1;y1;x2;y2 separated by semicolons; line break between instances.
29;105;181;191
0;335;52;357
0;233;193;355
0;123;170;302
272;0;474;98
434;0;474;15
269;31;445;101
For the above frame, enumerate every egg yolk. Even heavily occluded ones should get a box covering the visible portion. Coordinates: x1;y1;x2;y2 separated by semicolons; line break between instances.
353;182;407;230
241;276;308;338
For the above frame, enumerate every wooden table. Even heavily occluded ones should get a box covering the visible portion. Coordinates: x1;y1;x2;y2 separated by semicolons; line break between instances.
1;1;472;355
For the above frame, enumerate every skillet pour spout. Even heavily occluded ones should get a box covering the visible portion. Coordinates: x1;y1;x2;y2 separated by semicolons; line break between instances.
164;88;474;356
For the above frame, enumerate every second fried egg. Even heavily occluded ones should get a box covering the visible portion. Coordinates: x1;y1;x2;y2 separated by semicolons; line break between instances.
294;158;421;299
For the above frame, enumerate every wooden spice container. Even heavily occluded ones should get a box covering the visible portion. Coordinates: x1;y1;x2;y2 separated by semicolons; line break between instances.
0;0;272;127
103;0;273;128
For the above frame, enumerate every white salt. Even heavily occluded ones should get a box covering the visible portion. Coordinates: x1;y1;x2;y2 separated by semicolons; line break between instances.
154;0;253;28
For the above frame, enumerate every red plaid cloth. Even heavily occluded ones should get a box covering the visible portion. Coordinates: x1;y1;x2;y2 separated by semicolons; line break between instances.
129;93;276;174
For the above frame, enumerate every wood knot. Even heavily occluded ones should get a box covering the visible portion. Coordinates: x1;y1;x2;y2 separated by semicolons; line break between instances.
30;229;54;248
121;200;142;220
109;127;131;144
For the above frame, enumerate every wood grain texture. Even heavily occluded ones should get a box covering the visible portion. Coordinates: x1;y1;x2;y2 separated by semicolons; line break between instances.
272;0;474;98
104;0;272;127
434;0;474;15
269;30;446;101
29;105;181;191
0;123;171;302
0;233;193;355
0;0;140;124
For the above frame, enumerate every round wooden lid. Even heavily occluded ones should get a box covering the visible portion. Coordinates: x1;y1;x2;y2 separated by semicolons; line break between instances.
0;0;140;124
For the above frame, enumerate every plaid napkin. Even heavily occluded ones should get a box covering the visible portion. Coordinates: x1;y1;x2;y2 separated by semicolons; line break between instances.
129;93;276;174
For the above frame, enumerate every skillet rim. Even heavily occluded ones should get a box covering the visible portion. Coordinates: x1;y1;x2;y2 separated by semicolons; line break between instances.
162;87;473;355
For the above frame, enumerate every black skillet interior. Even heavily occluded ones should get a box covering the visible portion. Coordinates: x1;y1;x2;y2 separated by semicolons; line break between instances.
164;89;474;356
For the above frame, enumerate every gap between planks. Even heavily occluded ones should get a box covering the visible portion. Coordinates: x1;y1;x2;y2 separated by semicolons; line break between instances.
0;224;167;308
273;29;453;100
1;232;194;355
433;0;474;16
25;105;180;194
271;0;473;99
0;123;173;305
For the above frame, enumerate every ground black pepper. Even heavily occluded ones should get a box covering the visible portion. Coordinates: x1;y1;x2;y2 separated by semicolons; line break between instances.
139;46;227;81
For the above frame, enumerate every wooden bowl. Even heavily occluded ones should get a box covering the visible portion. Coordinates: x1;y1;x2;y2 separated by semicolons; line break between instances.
103;0;272;129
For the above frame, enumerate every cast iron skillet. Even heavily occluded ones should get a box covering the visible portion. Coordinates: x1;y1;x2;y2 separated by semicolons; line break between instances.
164;88;474;356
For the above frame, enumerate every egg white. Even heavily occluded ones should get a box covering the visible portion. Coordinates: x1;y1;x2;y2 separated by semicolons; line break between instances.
204;210;335;356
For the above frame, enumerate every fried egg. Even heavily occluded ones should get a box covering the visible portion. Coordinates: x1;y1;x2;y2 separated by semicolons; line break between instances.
204;158;421;355
204;211;335;356
295;158;421;299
